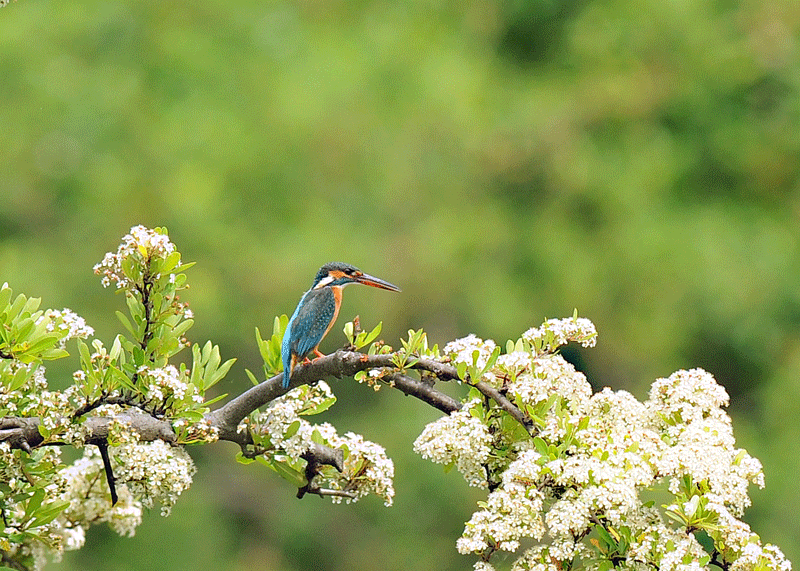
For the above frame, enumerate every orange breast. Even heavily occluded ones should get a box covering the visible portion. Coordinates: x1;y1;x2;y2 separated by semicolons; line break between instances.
320;286;342;345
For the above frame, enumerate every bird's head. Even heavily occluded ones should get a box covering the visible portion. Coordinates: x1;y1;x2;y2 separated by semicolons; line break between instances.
312;262;401;292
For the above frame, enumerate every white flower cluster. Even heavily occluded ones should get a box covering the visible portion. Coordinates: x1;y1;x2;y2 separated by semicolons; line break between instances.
510;355;593;414
113;440;196;516
413;400;491;488
0;365;89;445
444;335;497;369
324;431;395;506
138;365;202;406
422;320;789;571
522;317;597;351
250;381;337;460
57;446;143;539
172;417;219;443
458;450;545;553
0;363;46;414
94;225;176;288
246;382;395;505
40;308;95;347
649;369;763;514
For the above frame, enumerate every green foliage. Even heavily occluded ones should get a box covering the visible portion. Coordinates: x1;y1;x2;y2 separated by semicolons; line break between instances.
0;228;246;571
343;319;382;352
0;285;69;364
391;328;436;370
250;314;288;382
189;340;235;394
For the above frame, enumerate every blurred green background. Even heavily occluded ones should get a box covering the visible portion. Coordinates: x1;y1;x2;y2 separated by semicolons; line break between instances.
1;0;799;569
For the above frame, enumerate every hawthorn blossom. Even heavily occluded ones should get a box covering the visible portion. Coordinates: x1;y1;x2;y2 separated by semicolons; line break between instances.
326;431;395;506
413;400;491;488
94;225;176;289
113;440;196;516
444;335;497;370
57;447;143;538
522;317;597;351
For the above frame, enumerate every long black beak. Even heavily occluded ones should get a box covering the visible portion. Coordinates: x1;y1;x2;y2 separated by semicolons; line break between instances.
356;273;401;292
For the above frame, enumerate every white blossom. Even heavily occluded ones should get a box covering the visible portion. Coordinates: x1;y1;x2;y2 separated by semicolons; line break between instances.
522;317;597;351
325;431;395;506
39;308;94;346
94;225;176;289
413;400;491;487
113;440;196;516
457;450;546;555
57;447;143;538
444;334;497;370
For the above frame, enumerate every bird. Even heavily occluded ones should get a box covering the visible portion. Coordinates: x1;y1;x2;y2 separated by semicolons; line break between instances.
281;262;401;388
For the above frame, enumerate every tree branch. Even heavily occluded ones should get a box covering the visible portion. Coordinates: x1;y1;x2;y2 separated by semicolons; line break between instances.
0;411;177;451
205;349;462;442
469;380;532;433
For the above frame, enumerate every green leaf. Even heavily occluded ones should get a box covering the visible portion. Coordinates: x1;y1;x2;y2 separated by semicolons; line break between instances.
245;368;260;386
202;393;227;407
109;335;123;362
533;437;549;458
0;284;13;311
595;524;615;547
284;420;301;439
15;317;35;342
132;345;145;367
7;294;29;321
22;489;46;522
255;327;269;362
29;500;69;527
271;460;307;487
362;321;383;346
109;367;137;392
171;318;194;339
311;428;326;445
21;334;61;357
305;395;336;416
162;251;182;274
9;366;31;391
343;321;354;344
77;339;91;367
206;358;236;390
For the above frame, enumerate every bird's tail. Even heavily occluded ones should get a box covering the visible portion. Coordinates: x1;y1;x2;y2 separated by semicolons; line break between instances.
281;352;293;389
281;334;293;389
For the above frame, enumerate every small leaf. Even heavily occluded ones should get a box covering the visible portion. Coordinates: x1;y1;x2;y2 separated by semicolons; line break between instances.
9;366;31;391
206;358;236;390
305;396;336;416
171;319;194;339
0;284;13;310
245;368;260;386
271;460;307;487
23;489;46;522
284;420;301;439
362;321;383;346
29;501;69;528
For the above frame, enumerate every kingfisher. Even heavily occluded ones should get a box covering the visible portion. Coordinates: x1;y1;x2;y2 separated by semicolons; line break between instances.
281;262;401;388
